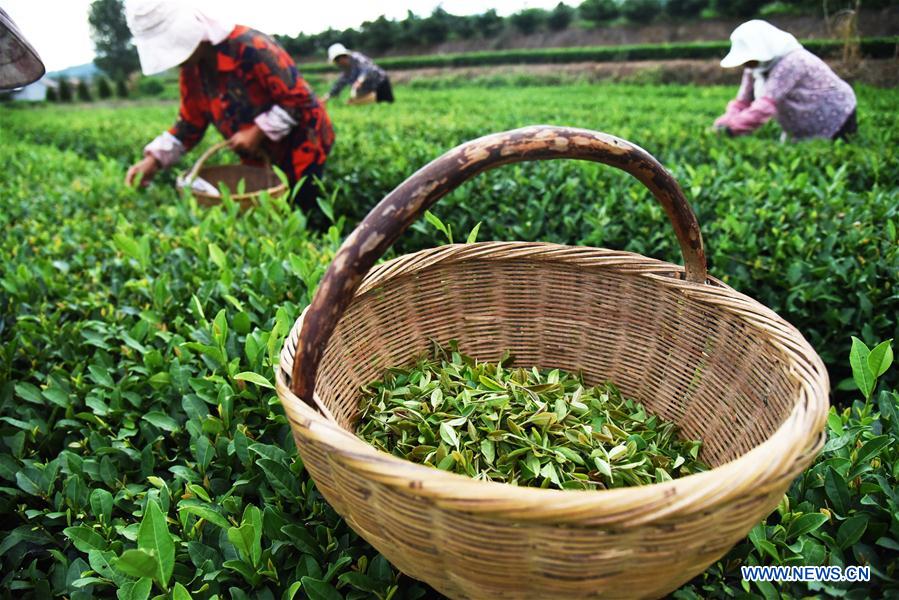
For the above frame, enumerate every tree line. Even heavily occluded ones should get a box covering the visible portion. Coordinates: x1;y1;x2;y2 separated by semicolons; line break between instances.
274;0;880;59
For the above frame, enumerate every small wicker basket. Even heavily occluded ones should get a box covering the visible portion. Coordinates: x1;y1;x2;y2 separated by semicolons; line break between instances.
180;141;287;210
275;126;829;600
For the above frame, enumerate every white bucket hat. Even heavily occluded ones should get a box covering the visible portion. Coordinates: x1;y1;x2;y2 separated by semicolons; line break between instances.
328;43;349;63
720;20;802;68
125;0;234;75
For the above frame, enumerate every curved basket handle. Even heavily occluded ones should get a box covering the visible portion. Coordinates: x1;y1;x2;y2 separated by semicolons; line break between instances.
184;140;229;182
290;125;707;405
184;140;274;183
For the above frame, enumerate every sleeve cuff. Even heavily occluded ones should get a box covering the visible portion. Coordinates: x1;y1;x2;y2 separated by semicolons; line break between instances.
727;97;777;135
714;99;752;127
144;131;185;169
254;105;298;142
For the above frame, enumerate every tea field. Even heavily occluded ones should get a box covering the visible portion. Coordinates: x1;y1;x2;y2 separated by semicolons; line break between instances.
1;83;897;599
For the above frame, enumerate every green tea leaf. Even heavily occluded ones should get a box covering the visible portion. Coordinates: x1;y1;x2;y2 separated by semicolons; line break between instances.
855;435;891;465
257;458;298;499
114;549;158;580
179;502;231;530
14;382;44;405
300;577;343;600
63;526;107;553
466;222;482;244
837;515;868;550
137;499;174;586
15;468;44;496
867;340;893;379
439;422;459;448
824;467;849;516
235;371;275;389
786;513;829;541
172;582;194;600
142;411;179;432
227;523;255;564
208;242;228;270
90;488;114;524
850;337;875;399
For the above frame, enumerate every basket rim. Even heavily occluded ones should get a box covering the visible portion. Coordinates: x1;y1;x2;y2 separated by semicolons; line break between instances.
276;241;829;525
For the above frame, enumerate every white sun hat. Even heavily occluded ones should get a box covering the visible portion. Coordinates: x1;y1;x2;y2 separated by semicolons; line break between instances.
328;43;349;63
125;0;234;75
720;20;802;68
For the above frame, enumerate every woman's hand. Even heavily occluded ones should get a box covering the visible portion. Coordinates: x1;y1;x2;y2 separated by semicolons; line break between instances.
125;154;160;187
228;124;266;155
710;124;734;137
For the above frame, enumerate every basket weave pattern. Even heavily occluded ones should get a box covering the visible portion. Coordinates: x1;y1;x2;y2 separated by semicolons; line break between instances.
275;127;829;599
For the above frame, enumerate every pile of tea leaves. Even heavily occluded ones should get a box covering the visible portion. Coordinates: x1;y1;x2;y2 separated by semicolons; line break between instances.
356;343;709;490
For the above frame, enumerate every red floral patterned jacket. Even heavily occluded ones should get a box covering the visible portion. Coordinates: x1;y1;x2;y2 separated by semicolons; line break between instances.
170;26;333;184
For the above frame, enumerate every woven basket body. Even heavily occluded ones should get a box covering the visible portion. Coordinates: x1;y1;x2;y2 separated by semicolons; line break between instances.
182;142;287;210
192;164;287;209
275;127;829;599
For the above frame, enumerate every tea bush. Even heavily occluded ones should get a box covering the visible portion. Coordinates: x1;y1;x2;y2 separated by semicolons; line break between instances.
1;83;897;598
0;142;427;599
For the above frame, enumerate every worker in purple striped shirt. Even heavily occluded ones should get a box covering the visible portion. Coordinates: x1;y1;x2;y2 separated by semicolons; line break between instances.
321;43;393;106
714;20;857;141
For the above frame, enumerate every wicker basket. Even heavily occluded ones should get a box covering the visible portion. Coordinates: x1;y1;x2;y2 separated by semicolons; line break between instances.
275;126;829;600
180;141;287;210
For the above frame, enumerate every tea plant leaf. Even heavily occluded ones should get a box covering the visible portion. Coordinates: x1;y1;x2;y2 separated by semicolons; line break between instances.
837;515;868;550
208;242;228;270
142;411;179;432
179;501;231;530
850;337;875;399
114;549;159;580
137;499;174;586
257;458;299;499
193;435;215;473
824;467;849;516
282;581;303;600
63;526;107;553
423;210;452;244
88;549;125;586
235;371;275;389
173;582;194;600
786;513;829;541
300;577;343;600
316;195;335;223
339;570;383;593
855;435;891;465
867;340;894;379
118;577;153;600
14;382;44;405
826;411;844;436
15;468;44;496
439;422;459;448
227;523;256;565
466;222;482;244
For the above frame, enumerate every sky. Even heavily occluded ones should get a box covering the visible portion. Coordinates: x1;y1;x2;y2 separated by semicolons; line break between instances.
5;0;570;72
